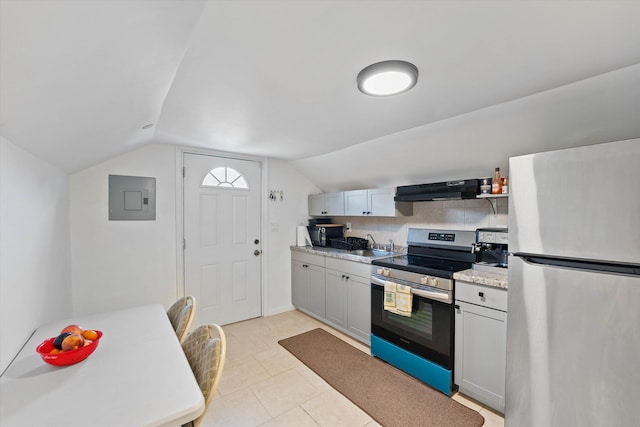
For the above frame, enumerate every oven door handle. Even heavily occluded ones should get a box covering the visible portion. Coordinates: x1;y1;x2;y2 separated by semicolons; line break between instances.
371;276;452;304
411;288;452;304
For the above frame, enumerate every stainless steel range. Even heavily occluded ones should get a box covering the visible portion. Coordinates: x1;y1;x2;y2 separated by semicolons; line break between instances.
370;228;476;395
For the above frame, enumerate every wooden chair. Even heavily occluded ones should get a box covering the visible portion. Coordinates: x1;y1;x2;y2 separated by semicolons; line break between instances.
167;296;196;343
181;324;227;427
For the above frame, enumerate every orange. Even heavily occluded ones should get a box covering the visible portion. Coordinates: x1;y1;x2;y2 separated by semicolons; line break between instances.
82;330;99;340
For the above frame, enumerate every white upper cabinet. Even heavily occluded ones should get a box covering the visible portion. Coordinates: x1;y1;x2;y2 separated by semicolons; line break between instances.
344;190;368;215
309;192;345;216
344;188;412;217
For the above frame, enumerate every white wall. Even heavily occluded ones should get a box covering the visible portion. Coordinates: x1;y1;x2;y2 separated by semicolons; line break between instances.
70;144;178;316
265;159;320;315
0;136;71;373
69;144;318;319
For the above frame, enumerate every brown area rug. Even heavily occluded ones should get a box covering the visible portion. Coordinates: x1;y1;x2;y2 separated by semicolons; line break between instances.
279;328;484;427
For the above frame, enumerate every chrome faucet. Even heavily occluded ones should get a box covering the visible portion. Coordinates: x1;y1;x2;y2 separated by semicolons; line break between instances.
388;239;395;253
366;234;376;249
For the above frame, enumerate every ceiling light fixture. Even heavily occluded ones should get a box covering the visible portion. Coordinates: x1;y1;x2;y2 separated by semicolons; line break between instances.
357;60;418;96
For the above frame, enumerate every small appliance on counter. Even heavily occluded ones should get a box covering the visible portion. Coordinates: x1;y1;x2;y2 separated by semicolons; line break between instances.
307;221;345;247
473;228;509;268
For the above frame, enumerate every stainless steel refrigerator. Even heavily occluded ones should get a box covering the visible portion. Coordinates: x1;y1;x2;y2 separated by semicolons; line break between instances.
506;138;640;427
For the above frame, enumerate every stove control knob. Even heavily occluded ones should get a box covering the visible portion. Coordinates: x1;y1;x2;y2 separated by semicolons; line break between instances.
383;269;390;277
428;277;439;287
420;276;428;285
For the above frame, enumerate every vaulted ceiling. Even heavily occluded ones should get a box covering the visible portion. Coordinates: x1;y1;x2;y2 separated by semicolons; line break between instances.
2;0;640;176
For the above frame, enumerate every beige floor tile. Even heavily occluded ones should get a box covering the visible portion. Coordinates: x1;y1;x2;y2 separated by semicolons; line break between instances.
301;389;372;427
452;392;484;412
261;316;325;348
258;406;320;427
253;345;303;376
223;330;273;364
251;369;322;417
294;365;333;392
200;387;271;427
217;356;271;396
256;325;315;349
223;316;272;337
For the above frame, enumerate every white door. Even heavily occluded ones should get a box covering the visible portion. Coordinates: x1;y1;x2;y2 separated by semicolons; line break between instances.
183;153;262;326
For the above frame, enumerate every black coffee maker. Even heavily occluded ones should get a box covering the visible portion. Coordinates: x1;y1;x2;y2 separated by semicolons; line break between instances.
473;228;509;268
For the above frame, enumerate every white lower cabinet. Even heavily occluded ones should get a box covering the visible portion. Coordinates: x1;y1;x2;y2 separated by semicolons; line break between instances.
346;274;371;343
454;281;507;413
325;258;371;345
292;252;325;318
325;268;348;329
292;250;371;345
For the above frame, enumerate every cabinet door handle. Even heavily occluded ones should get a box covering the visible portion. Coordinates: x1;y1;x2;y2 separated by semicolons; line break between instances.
454;304;460;310
362;211;366;215
345;276;350;280
479;292;484;298
303;264;308;268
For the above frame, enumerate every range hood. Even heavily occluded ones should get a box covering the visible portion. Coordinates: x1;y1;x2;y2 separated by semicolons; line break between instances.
394;179;480;202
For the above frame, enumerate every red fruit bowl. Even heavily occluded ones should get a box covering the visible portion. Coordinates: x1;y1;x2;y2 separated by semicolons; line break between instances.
36;330;103;366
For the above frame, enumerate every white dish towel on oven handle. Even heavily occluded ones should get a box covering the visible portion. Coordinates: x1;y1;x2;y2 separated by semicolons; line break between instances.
384;281;413;317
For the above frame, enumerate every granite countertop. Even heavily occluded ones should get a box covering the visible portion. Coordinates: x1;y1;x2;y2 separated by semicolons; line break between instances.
292;246;509;288
290;245;402;264
454;268;509;289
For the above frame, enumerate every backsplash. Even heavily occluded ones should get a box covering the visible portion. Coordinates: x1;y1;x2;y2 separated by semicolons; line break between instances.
343;198;508;246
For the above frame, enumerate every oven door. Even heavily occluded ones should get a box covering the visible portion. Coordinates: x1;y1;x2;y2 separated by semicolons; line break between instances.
371;279;454;369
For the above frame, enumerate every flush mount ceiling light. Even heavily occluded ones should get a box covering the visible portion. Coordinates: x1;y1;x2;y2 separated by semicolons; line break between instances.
357;60;418;96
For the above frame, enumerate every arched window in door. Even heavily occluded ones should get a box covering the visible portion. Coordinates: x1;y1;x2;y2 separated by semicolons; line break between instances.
202;167;248;189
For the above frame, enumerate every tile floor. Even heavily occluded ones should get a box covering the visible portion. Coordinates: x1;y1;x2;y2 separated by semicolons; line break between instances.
200;309;504;427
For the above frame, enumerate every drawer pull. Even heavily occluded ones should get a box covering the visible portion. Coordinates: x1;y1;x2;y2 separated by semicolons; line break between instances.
479;292;485;298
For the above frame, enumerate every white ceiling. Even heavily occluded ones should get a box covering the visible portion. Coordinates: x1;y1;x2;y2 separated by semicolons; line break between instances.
1;0;640;175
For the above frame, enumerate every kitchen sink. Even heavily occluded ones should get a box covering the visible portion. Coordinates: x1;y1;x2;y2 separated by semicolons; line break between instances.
349;249;394;257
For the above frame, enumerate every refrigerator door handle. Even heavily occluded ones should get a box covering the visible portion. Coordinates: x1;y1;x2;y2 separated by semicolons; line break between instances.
514;253;640;276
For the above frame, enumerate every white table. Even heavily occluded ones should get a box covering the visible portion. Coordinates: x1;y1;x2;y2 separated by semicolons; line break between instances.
0;304;204;427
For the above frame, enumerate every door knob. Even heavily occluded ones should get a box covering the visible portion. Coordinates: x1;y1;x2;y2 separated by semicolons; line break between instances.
254;239;260;244
254;250;261;256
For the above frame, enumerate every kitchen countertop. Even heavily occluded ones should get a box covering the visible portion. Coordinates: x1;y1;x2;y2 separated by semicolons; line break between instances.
292;246;509;289
290;245;402;264
454;267;508;289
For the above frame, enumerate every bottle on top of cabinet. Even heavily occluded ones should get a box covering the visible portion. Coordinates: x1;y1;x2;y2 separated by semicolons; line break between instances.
492;168;503;194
